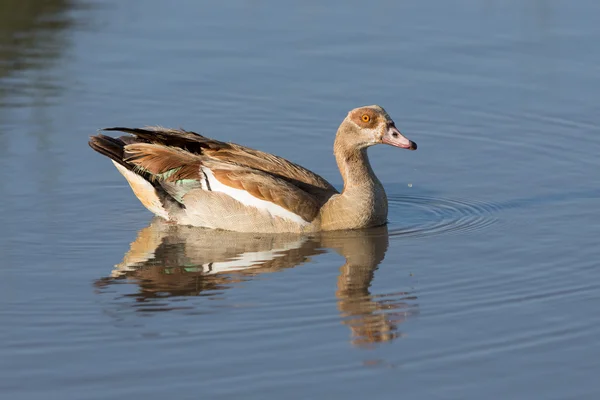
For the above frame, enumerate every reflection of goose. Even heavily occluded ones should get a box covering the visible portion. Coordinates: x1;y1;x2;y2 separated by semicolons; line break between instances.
323;228;418;346
96;219;324;298
96;220;418;346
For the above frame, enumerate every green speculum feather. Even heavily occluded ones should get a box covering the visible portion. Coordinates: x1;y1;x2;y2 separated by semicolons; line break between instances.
157;167;181;180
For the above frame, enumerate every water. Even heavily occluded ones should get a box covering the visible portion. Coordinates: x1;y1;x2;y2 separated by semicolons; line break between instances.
1;1;599;398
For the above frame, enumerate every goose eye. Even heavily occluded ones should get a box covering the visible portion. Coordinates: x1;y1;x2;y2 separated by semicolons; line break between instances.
361;114;370;123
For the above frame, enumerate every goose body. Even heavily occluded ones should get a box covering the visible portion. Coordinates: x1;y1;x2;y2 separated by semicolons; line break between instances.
89;105;416;233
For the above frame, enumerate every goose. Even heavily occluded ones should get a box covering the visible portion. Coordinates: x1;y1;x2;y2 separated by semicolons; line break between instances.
89;105;417;232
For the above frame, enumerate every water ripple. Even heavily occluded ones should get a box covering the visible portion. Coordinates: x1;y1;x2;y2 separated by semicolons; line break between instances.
387;195;501;238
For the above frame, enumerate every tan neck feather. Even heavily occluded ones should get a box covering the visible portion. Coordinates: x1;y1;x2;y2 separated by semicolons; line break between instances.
316;125;388;230
333;129;381;194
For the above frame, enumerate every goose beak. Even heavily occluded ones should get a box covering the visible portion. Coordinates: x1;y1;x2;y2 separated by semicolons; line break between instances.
382;125;417;150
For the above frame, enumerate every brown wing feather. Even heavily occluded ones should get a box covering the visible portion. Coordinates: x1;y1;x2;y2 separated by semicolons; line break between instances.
124;143;202;183
211;169;321;222
103;127;338;197
103;126;233;152
205;144;336;194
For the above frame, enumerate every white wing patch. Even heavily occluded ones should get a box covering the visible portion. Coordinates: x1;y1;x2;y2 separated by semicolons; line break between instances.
202;167;309;225
199;169;209;190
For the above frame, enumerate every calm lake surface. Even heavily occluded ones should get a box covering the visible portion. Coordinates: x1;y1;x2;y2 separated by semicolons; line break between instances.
1;1;599;399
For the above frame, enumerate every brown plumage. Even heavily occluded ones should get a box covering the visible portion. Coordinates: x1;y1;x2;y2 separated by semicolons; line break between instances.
89;105;417;232
211;168;321;222
123;143;202;183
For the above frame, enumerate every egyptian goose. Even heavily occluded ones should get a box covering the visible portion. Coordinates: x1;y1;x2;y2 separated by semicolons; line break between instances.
89;105;417;232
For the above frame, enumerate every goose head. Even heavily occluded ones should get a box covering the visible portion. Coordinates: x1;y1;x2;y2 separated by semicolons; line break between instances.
336;105;417;151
